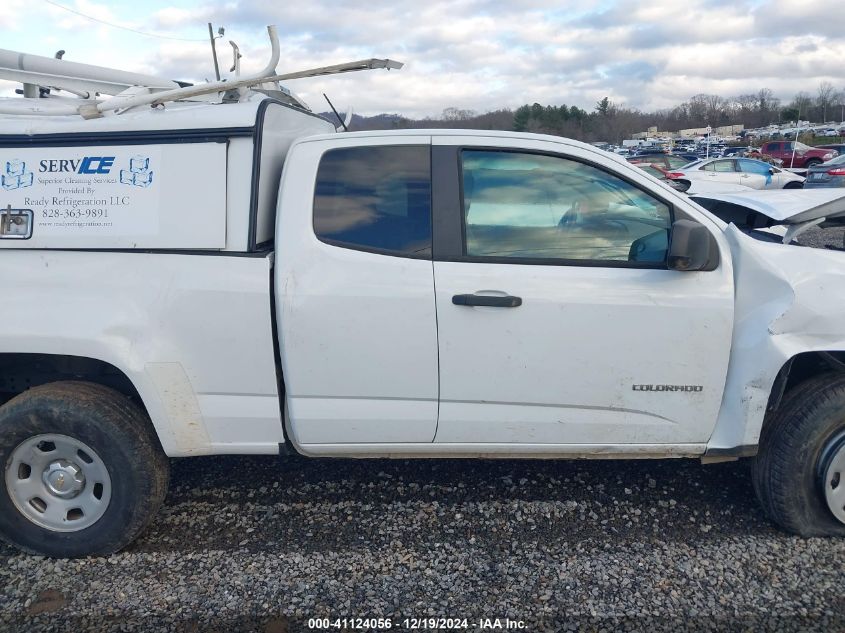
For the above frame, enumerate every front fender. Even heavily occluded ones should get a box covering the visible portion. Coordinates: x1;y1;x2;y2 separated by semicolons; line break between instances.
709;225;845;450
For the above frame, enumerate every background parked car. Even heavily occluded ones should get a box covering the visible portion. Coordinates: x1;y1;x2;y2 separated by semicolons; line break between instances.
628;154;692;170
759;141;838;169
817;144;845;156
803;154;845;189
744;150;783;166
666;157;805;191
632;148;667;157
721;147;750;157
670;152;700;163
632;163;671;180
632;162;753;194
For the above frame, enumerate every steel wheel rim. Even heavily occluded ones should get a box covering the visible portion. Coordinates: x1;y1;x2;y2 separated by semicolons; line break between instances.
822;431;845;525
4;433;112;532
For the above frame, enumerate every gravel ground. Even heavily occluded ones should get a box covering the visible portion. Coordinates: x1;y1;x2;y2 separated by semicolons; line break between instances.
3;224;845;632
1;455;843;632
794;224;845;251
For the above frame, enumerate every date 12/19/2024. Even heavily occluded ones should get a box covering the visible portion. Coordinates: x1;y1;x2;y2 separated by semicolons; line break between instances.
307;617;527;630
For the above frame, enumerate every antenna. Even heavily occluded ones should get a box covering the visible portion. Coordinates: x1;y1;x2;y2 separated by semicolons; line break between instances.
323;93;347;131
207;23;224;81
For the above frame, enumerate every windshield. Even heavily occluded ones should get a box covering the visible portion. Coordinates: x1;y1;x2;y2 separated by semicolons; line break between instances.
824;154;845;166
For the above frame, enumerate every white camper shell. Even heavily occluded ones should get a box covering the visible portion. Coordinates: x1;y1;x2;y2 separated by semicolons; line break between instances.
0;100;334;250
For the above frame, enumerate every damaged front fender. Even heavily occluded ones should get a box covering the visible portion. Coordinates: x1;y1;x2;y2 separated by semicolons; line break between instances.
708;224;845;451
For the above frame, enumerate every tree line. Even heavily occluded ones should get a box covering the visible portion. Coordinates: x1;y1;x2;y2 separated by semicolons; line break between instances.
348;82;845;144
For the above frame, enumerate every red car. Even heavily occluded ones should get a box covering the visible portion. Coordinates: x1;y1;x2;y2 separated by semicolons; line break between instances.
759;141;838;169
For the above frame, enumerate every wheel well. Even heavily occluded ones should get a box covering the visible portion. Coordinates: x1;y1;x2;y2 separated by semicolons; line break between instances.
767;351;845;414
0;353;143;410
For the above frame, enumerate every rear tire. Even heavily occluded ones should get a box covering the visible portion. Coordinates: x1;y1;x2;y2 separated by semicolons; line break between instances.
752;374;845;536
804;159;822;168
0;381;169;557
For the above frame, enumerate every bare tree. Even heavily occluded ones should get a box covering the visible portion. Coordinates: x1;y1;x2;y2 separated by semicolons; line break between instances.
790;91;813;119
757;88;775;112
817;81;838;123
441;107;477;122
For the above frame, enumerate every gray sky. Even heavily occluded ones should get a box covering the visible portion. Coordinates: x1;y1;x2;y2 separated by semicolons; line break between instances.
2;0;844;118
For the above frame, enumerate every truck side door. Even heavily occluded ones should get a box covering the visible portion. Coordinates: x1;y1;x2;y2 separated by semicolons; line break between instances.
431;136;735;447
276;137;440;446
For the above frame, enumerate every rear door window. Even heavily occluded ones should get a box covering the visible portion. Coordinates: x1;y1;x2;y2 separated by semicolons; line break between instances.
313;146;432;257
703;160;737;172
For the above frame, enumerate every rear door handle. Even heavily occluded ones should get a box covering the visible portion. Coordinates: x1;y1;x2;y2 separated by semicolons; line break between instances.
452;294;522;307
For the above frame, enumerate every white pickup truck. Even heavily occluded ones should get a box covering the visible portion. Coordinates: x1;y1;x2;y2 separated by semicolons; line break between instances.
1;46;845;558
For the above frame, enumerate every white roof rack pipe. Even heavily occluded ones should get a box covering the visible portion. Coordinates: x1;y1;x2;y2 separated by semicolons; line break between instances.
0;100;84;116
89;56;403;118
86;25;281;118
0;48;181;96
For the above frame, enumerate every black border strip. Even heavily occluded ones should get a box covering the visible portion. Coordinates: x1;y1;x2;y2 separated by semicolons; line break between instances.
247;101;270;252
431;145;463;260
0;127;254;146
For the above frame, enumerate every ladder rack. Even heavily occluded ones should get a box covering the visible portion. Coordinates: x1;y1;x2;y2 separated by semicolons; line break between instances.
0;25;403;119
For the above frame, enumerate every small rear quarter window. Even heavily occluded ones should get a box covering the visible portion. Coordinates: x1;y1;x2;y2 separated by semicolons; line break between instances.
313;145;431;258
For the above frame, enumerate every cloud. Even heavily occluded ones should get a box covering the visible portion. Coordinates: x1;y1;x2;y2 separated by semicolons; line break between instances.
0;0;33;29
752;0;845;40
2;0;844;117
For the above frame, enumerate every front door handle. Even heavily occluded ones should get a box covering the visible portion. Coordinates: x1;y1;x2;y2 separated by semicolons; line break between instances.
452;293;522;307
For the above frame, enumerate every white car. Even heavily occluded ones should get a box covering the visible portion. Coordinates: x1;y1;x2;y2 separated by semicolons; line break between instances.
668;157;805;191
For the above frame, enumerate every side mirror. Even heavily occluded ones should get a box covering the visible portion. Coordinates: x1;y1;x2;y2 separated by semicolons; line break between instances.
769;167;775;174
668;220;718;271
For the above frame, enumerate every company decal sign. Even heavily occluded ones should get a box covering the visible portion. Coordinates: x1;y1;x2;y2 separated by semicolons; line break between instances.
1;146;162;237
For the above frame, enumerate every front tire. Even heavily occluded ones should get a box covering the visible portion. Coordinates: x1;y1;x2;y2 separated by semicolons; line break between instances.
0;382;169;557
752;374;845;536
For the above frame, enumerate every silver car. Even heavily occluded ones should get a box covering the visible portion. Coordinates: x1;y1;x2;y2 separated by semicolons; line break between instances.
804;154;845;189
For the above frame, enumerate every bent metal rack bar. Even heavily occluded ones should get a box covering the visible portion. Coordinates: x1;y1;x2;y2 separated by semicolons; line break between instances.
0;25;403;121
